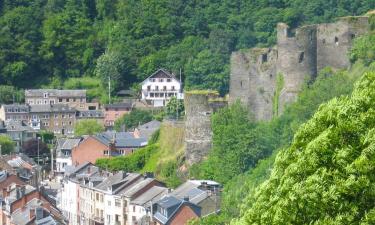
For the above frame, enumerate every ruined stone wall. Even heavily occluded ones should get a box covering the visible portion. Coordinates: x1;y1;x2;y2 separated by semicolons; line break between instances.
184;92;217;165
229;15;370;120
317;16;370;72
229;48;277;120
277;23;317;113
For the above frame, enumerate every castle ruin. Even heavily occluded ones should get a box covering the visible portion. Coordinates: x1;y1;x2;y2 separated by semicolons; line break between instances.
184;91;227;165
230;16;370;120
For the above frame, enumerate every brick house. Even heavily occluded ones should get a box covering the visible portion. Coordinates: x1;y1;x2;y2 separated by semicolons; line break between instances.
71;132;147;165
103;103;132;128
0;172;64;225
153;195;201;225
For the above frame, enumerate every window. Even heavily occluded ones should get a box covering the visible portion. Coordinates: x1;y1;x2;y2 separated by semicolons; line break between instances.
155;86;159;91
150;93;155;97
28;100;34;104
298;52;304;63
171;86;175;91
69;121;72;126
167;78;171;82
159;78;164;82
133;206;135;212
59;98;62;102
115;199;121;207
100;195;104;203
73;98;76;102
44;93;48;98
44;100;47;104
104;150;109;155
66;98;70;102
50;100;55;104
69;114;73;118
334;36;339;45
108;201;111;206
54;114;58;118
163;86;166;91
147;86;151;91
261;53;268;63
62;114;66;118
96;193;99;201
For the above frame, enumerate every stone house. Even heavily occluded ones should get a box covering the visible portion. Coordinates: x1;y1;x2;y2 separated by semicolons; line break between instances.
0;104;30;123
76;110;105;125
29;104;76;135
141;69;183;107
2;120;37;152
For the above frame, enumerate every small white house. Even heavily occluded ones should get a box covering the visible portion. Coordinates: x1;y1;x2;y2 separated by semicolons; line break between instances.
141;69;183;107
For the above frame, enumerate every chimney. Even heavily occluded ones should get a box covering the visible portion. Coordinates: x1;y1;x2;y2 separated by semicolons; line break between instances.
183;196;189;202
29;208;35;220
35;207;44;220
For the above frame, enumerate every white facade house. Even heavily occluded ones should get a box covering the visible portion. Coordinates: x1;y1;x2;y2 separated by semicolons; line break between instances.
55;138;81;174
141;69;183;107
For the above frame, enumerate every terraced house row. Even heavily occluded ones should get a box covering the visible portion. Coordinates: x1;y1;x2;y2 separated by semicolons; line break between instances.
58;162;221;225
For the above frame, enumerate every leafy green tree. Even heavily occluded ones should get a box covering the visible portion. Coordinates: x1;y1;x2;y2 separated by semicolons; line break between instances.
165;97;184;119
350;33;375;65
114;109;153;131
233;71;375;225
0;135;14;154
74;119;104;136
0;85;24;104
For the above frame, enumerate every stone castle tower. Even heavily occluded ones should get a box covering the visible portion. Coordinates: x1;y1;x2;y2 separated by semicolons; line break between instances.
230;15;370;120
184;91;226;165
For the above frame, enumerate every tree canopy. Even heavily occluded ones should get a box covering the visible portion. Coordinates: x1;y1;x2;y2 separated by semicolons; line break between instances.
74;119;104;136
0;0;373;97
0;135;15;154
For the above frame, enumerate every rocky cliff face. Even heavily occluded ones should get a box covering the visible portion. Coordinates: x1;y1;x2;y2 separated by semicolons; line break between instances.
230;16;370;120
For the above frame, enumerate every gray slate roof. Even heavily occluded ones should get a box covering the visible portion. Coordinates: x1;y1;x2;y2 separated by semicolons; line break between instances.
1;104;30;112
137;120;161;139
5;120;35;132
30;104;76;113
94;132;147;148
153;195;201;225
25;89;86;98
170;180;220;205
104;103;132;110
131;186;168;206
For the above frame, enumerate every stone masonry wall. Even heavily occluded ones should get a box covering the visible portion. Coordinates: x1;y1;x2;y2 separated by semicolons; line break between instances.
230;15;370;120
229;48;277;120
184;92;216;165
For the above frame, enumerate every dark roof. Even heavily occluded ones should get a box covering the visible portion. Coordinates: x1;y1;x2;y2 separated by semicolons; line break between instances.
1;104;30;112
104;103;132;110
5;120;35;132
153;195;201;225
93;132;148;148
30;104;76;113
142;69;179;84
117;90;135;96
25;89;86;97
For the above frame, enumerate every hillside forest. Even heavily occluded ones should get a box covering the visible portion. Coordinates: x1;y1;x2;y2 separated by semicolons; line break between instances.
2;1;375;225
0;0;374;103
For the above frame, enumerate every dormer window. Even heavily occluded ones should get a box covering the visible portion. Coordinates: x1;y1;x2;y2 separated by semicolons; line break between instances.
159;78;164;82
167;78;171;82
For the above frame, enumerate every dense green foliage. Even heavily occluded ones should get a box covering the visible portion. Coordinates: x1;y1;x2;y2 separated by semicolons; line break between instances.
114;109;153;131
0;135;15;154
0;85;24;104
233;71;375;224
74;119;104;136
96;144;158;172
0;0;373;95
191;62;370;224
165;97;184;119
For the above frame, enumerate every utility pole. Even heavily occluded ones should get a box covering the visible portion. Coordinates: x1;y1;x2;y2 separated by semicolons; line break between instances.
37;137;40;166
108;76;111;104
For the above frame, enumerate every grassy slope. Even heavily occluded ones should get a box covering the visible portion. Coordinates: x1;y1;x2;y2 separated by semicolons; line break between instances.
141;121;185;187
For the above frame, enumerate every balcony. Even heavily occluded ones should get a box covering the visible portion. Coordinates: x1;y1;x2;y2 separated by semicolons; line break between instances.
93;216;104;224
